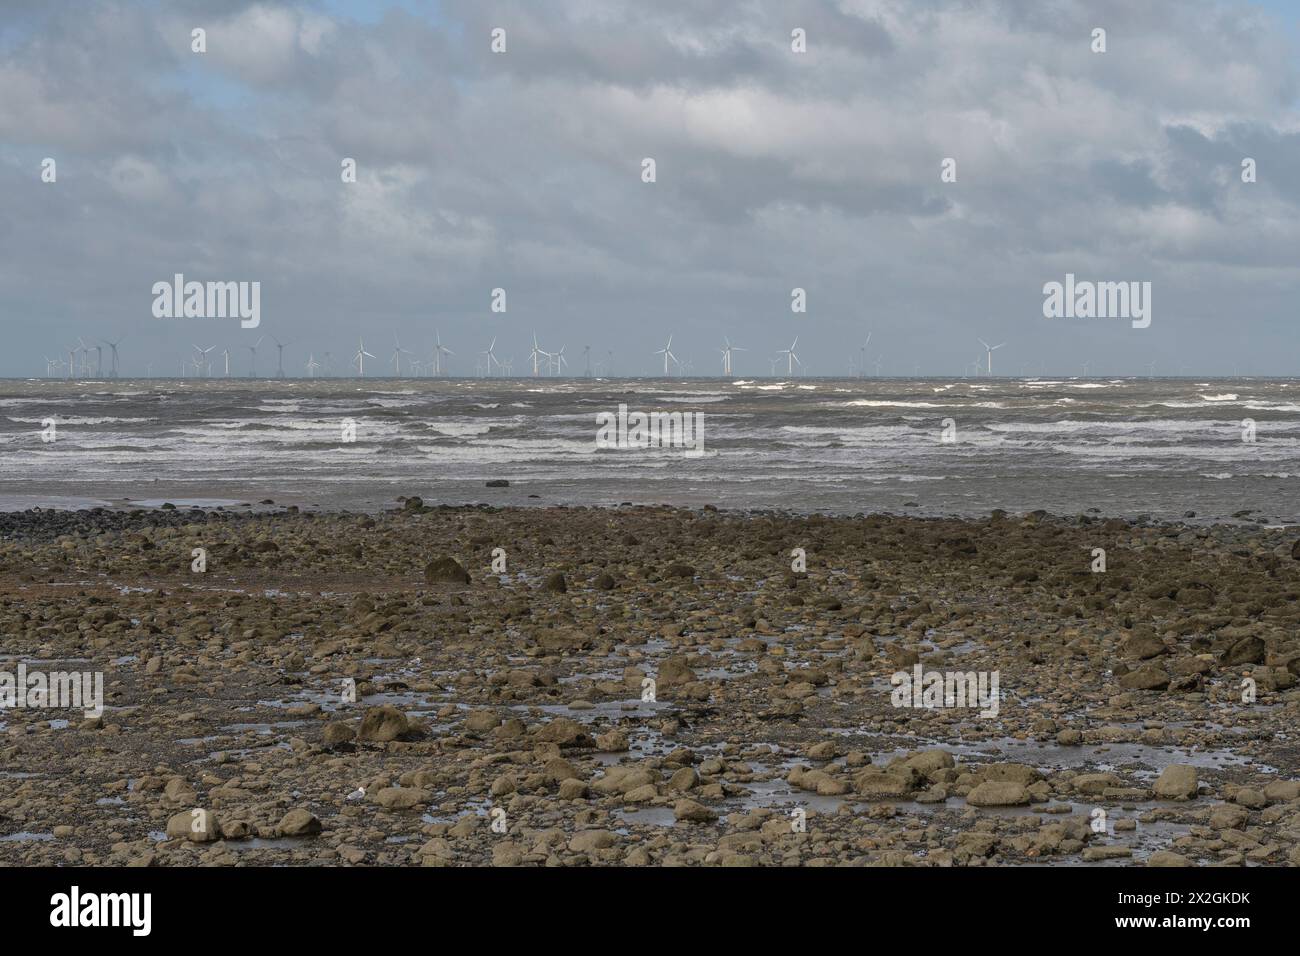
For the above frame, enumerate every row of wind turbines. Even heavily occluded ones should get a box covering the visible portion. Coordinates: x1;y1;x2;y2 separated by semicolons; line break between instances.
40;331;986;379
45;337;126;378
46;331;1169;380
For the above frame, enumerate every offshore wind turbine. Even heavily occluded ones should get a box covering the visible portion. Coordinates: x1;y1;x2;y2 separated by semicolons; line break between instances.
433;331;453;376
221;348;231;377
529;333;547;377
101;336;124;378
778;337;802;376
271;335;290;379
978;338;1005;376
719;337;746;376
654;335;677;376
481;337;499;377
244;336;265;377
193;344;216;378
859;333;872;379
306;354;320;378
353;338;374;374
550;344;567;376
391;333;414;377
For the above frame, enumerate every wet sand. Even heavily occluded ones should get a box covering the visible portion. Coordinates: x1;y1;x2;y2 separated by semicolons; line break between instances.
0;502;1297;866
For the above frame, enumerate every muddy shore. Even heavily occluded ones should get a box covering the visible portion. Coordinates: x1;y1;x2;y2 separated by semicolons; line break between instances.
1;502;1298;866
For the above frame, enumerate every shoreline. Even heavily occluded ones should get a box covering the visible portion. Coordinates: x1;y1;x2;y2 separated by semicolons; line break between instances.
1;492;1296;532
1;503;1297;866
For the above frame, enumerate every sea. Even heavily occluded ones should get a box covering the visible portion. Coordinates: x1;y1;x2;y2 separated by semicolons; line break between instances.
1;376;1298;523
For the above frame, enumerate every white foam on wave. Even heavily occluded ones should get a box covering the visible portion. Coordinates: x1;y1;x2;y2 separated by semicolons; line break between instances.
5;415;155;425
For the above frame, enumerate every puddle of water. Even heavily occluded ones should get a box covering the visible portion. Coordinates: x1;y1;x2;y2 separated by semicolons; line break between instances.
227;837;309;851
219;720;309;735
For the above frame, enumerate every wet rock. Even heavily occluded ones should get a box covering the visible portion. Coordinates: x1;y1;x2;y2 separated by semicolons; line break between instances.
965;782;1030;807
1208;804;1249;830
1263;780;1300;803
373;787;429;810
595;730;629;752
853;767;919;798
1121;633;1167;660
323;722;355;747
1220;636;1265;666
668;768;699;792
357;705;412;743
165;809;219;843
1118;666;1170;691
534;717;593;748
557;779;588;800
1153;765;1199;800
656;655;696;688
674;799;717;823
424;556;470;585
463;710;502;734
278;809;321;837
569;830;616;853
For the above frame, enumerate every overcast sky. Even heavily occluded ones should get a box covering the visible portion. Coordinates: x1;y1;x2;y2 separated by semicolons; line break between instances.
2;0;1299;378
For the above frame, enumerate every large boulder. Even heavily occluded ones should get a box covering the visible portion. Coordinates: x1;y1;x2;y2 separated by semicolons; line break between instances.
1153;764;1199;800
424;556;470;585
357;705;412;742
278;808;322;836
165;808;220;843
965;781;1030;807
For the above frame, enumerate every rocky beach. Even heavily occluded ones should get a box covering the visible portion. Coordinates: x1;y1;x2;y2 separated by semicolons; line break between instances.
1;501;1297;867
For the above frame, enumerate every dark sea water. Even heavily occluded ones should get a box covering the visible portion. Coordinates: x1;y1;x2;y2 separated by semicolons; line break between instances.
2;376;1298;522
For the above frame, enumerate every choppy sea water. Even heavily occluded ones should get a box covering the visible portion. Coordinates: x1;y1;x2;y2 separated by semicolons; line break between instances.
1;377;1298;522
